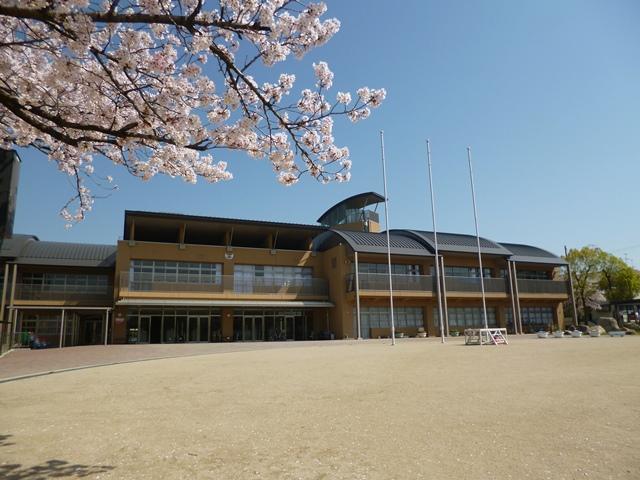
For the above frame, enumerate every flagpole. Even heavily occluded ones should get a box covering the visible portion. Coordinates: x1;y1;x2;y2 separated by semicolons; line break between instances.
426;140;445;343
467;147;489;330
380;131;396;346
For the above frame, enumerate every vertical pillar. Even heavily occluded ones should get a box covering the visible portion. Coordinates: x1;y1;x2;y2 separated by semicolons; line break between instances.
511;262;523;334
555;302;565;331
566;264;579;327
506;260;519;334
221;308;233;340
440;256;449;336
104;309;110;346
112;309;120;344
71;313;78;346
9;263;18;343
0;263;9;351
425;305;437;337
59;308;66;348
354;252;362;339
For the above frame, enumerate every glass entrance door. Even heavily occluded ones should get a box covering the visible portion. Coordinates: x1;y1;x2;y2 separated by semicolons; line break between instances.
253;317;264;341
187;316;209;342
234;316;264;341
80;315;103;345
139;316;151;343
241;316;264;341
274;316;295;341
284;316;295;340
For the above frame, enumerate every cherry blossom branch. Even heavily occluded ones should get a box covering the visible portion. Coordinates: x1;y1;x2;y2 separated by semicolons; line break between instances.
0;6;271;33
0;0;385;224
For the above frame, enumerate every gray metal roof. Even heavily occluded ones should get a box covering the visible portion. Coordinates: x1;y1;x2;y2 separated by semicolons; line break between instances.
125;210;324;235
0;234;38;259
313;229;433;257
317;192;385;224
499;242;567;265
15;240;116;267
398;230;513;256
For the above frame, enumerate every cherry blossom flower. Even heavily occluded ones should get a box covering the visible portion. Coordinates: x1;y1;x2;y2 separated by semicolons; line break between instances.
0;0;385;223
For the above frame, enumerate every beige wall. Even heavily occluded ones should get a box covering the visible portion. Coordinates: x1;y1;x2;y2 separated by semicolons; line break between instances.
11;237;568;343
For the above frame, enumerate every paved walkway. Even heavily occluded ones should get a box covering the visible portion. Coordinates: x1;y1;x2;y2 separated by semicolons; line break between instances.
0;340;364;381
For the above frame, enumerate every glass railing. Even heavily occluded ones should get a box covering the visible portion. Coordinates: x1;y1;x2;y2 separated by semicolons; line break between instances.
120;272;329;297
345;273;433;292
517;279;569;294
344;272;567;296
232;276;328;296
443;276;508;293
14;283;112;301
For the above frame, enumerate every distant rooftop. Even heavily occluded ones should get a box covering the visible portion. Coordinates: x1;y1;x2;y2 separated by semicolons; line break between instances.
397;230;513;256
317;192;384;226
1;236;116;268
313;229;433;257
499;242;567;265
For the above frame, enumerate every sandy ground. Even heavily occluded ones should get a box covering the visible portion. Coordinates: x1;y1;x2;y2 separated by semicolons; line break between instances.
0;336;639;480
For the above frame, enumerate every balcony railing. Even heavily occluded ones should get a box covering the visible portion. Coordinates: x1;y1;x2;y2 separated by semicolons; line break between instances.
233;276;328;296
517;279;568;294
344;272;568;296
14;283;112;302
443;276;508;293
346;273;433;292
120;272;328;297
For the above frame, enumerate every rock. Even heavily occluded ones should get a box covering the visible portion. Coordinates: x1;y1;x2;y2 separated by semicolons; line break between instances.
596;317;621;333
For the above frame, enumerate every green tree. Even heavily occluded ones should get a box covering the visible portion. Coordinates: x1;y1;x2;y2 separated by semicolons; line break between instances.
565;246;607;321
600;255;640;302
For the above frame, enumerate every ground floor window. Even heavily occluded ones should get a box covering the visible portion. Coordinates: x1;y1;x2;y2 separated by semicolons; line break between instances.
504;307;554;332
434;307;497;330
19;314;60;346
232;309;314;341
357;307;424;339
125;308;315;343
17;311;106;347
126;308;221;344
522;307;554;332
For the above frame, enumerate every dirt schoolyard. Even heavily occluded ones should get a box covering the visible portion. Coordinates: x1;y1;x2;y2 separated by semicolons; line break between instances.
1;336;639;479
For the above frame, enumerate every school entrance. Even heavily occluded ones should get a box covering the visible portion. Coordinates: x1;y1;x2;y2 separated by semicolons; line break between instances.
233;309;313;341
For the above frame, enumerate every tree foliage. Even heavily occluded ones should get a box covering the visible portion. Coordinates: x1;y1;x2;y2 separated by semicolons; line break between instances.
0;1;385;224
565;246;607;319
599;255;640;303
565;246;640;319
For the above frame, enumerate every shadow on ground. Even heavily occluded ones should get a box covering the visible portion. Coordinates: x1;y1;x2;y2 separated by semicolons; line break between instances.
0;435;114;479
0;459;114;480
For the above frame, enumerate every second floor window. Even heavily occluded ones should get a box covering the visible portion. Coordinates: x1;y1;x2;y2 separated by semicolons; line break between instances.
516;270;551;280
233;265;313;293
431;266;492;278
356;263;421;275
234;265;312;281
22;272;109;291
130;260;222;284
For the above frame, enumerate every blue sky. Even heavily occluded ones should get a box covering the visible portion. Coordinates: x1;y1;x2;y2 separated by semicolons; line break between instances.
12;0;640;265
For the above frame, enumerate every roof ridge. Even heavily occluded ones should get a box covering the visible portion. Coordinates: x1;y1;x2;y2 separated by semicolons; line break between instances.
125;209;324;229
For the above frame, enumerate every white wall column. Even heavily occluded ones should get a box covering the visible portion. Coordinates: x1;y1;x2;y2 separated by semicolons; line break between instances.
354;251;362;340
59;308;65;348
506;260;519;334
440;256;449;336
511;262;523;334
104;309;110;346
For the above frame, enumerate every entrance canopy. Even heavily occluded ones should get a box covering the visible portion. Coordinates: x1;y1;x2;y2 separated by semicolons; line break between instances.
116;299;334;308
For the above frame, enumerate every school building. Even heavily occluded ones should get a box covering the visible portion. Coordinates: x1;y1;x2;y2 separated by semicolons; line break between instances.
0;150;572;352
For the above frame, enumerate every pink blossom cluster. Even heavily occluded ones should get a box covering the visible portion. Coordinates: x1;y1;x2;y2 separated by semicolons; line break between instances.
0;0;385;222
